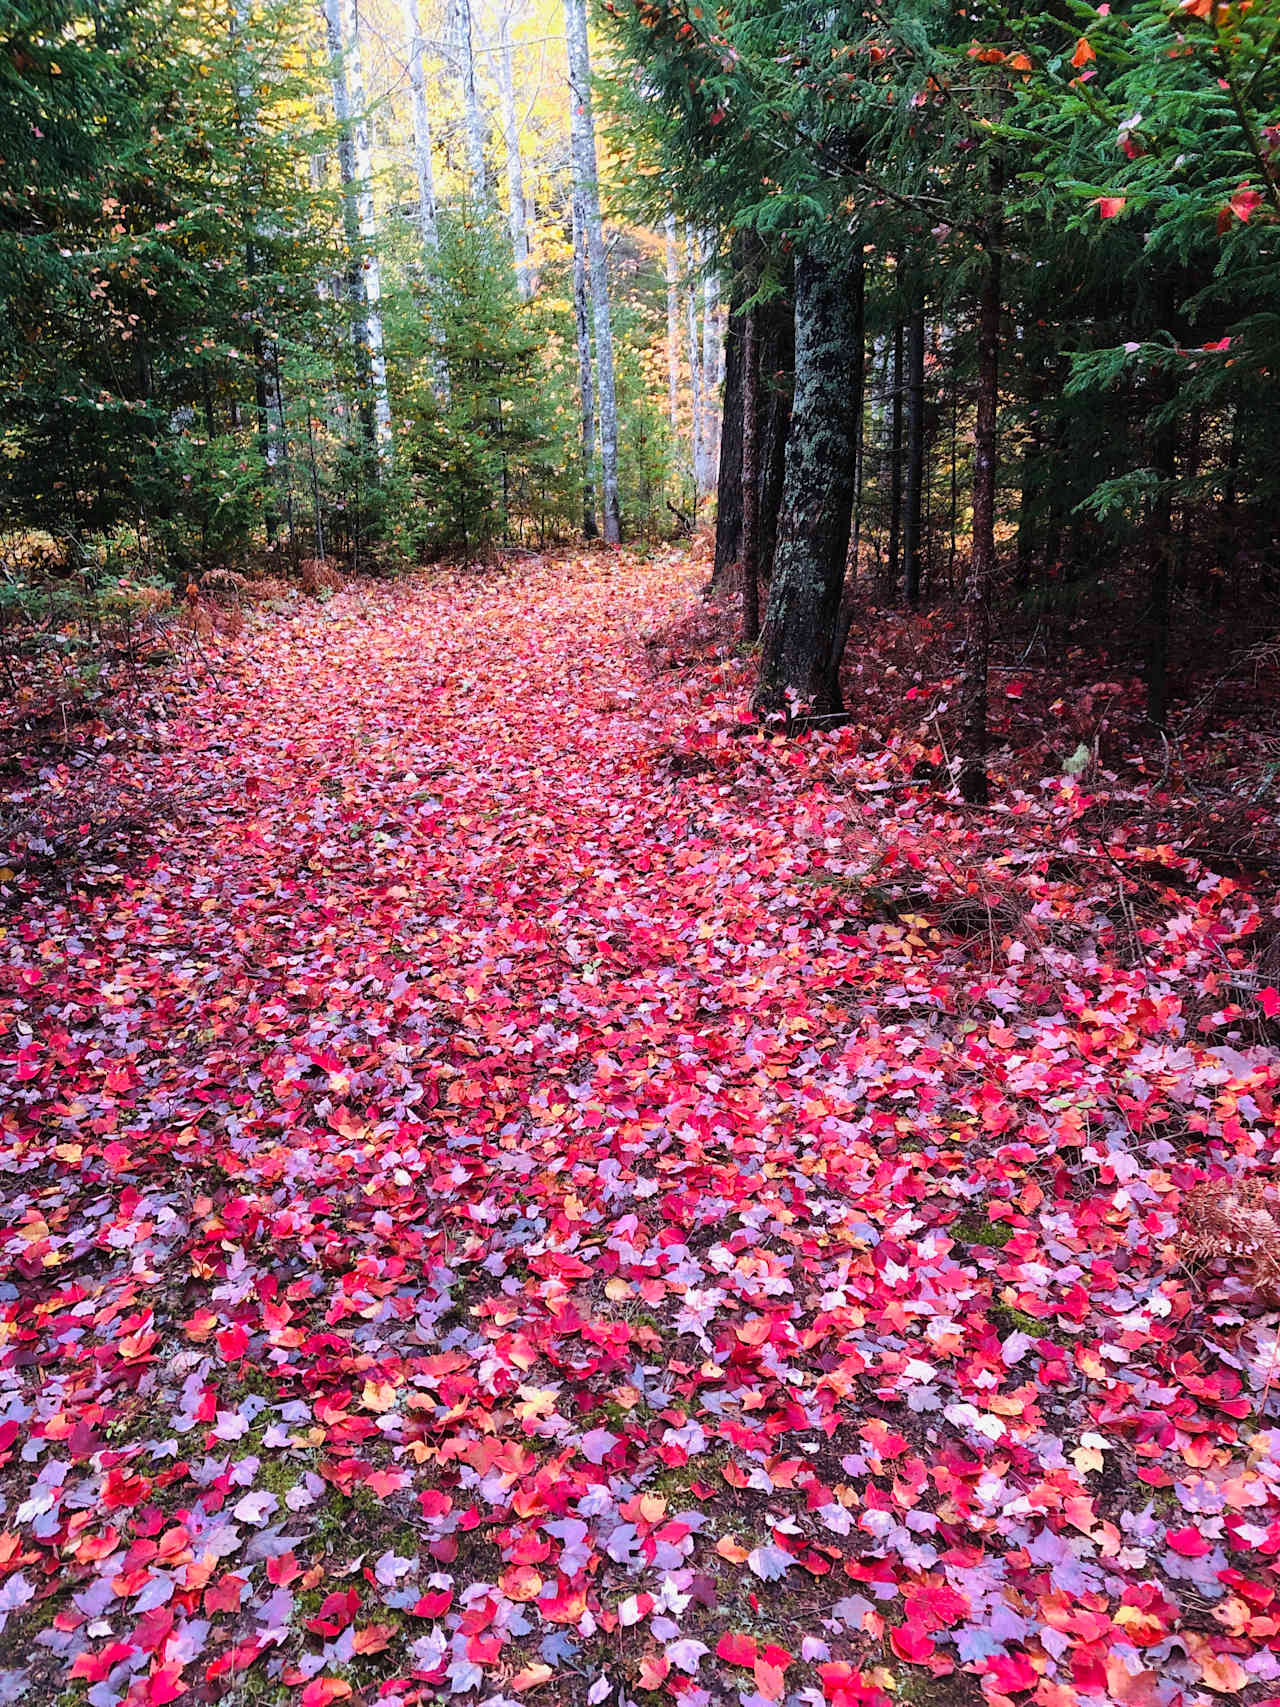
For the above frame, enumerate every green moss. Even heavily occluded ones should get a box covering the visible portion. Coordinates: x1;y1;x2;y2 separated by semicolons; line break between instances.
256;1450;308;1500
641;1448;729;1502
952;1214;1016;1248
989;1301;1041;1337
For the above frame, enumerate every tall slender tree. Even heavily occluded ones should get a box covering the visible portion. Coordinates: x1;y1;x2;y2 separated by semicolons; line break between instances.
454;0;489;208
685;225;704;494
322;0;391;464
564;0;620;542
571;191;598;539
496;7;534;297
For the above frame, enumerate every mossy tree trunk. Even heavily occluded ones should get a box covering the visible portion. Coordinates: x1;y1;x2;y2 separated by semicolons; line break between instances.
755;248;862;719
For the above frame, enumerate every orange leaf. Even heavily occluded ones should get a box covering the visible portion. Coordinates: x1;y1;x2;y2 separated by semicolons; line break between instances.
510;1664;554;1692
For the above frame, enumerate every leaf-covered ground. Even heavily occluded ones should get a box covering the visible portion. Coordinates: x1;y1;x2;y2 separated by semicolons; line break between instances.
3;548;1280;1707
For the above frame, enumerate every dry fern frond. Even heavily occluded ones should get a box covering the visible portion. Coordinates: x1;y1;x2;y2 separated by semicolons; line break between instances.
1178;1177;1280;1302
300;557;343;595
200;567;247;594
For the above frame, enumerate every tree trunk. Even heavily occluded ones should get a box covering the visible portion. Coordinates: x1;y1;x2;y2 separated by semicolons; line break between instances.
564;0;620;542
755;248;862;719
664;213;680;440
401;0;449;403
234;0;285;539
701;241;721;491
957;246;1001;804
343;0;391;459
903;305;925;605
324;0;391;463
1146;419;1178;727
757;280;793;585
1015;402;1041;590
402;0;439;257
711;289;744;591
496;10;533;297
571;192;597;539
830;259;866;680
741;303;760;642
454;0;488;208
685;226;704;496
886;320;903;596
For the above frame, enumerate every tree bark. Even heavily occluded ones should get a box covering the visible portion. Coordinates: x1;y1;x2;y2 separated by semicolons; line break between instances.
685;226;704;496
564;0;620;542
830;258;866;680
454;0;488;209
755;249;862;719
957;246;1001;804
323;0;375;455
400;0;449;405
571;192;598;539
756;272;794;585
740;303;760;642
711;292;744;590
701;240;721;491
496;9;533;297
903;305;925;605
886;320;903;595
343;0;391;459
402;0;440;257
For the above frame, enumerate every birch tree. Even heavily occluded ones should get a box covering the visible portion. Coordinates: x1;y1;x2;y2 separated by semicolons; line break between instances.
496;7;533;297
563;0;620;542
685;225;703;495
454;0;489;209
572;192;598;538
400;0;450;403
664;212;680;441
700;241;721;491
401;0;439;259
322;0;392;463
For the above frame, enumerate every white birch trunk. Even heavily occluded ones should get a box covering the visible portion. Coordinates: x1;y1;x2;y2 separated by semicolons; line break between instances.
454;0;488;210
685;224;703;497
400;0;450;403
497;10;533;297
572;192;597;538
323;0;391;463
700;241;721;492
342;0;392;458
564;0;620;542
401;0;439;257
664;212;680;442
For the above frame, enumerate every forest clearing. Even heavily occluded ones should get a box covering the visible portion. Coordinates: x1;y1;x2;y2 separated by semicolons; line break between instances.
4;0;1280;1705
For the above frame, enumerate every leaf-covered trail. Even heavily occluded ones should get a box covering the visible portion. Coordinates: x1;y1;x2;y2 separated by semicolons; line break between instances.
3;550;1280;1707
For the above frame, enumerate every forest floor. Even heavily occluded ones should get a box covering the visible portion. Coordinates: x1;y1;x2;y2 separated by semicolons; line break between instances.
2;544;1280;1707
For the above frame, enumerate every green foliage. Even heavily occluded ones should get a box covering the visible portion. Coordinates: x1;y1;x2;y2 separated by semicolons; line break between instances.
391;212;579;558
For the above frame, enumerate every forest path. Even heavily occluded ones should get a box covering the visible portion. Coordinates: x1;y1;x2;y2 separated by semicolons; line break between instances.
2;548;1276;1704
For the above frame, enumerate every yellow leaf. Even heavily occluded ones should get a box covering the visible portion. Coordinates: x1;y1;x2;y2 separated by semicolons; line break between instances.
361;1379;396;1414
